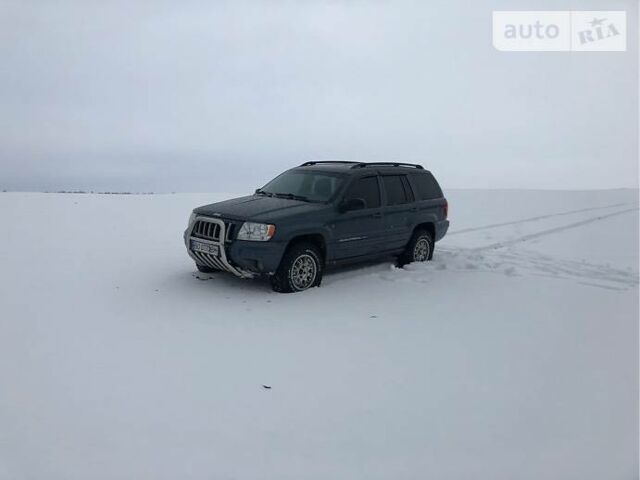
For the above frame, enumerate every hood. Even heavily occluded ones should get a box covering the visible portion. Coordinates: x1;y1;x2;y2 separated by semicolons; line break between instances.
193;194;325;222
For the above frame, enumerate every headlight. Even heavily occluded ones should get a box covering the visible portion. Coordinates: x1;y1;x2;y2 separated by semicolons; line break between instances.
237;222;276;241
188;212;196;228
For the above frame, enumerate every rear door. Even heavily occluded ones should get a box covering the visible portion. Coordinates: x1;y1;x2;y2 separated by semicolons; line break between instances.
380;174;416;251
331;175;385;260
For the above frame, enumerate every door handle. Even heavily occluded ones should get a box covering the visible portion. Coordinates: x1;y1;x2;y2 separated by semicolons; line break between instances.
371;212;382;218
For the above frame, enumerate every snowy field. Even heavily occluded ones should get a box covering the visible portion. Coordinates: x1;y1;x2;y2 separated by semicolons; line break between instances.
0;189;638;480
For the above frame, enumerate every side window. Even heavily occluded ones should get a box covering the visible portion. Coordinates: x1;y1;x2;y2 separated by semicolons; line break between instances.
401;176;415;202
344;176;381;209
381;175;410;206
410;173;443;200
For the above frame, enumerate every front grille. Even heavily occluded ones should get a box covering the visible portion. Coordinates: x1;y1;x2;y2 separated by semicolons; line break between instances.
191;218;236;242
192;220;222;241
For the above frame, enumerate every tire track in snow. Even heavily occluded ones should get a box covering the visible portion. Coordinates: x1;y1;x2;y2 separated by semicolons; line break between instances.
488;249;638;288
448;202;632;236
326;206;639;291
431;206;639;290
476;207;639;250
428;247;638;290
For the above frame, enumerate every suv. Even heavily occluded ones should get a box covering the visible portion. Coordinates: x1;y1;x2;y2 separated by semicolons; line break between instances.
184;161;449;293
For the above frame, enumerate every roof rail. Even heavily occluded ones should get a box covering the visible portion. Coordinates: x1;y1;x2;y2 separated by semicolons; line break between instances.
351;162;424;170
299;161;363;167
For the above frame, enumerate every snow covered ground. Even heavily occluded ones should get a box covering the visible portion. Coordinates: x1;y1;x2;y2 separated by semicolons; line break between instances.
0;189;638;479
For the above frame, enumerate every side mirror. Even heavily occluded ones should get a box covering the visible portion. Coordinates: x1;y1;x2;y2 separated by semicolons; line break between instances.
339;198;366;213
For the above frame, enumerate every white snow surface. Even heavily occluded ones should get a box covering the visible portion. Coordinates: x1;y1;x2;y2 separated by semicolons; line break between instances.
0;189;638;479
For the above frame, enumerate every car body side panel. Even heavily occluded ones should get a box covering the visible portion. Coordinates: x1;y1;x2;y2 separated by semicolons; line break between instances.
381;203;416;250
328;206;385;260
435;219;450;241
410;198;447;240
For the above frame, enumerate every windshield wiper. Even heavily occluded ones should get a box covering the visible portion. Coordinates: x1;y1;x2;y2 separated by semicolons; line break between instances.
273;192;310;202
255;189;273;197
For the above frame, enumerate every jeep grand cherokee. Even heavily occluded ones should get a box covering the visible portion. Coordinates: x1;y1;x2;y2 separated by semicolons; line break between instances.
184;161;449;293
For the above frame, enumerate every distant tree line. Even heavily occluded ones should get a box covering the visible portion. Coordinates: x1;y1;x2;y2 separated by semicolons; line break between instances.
0;190;181;194
51;190;159;195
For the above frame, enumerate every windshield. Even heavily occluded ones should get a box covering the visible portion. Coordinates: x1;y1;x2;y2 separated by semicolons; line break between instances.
259;171;345;202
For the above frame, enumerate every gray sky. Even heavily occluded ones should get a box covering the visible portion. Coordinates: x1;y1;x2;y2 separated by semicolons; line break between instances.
0;0;637;192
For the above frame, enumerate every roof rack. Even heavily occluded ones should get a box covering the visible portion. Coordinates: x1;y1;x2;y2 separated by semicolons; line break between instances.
299;161;425;170
299;161;362;167
351;162;424;170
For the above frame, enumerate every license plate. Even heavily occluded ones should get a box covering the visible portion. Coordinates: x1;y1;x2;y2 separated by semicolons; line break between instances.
191;240;219;256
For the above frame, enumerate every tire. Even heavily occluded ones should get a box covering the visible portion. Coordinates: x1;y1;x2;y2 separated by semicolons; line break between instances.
399;229;434;267
196;264;219;273
271;242;323;293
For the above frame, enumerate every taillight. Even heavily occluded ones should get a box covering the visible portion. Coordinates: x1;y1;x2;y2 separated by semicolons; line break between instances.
444;199;448;218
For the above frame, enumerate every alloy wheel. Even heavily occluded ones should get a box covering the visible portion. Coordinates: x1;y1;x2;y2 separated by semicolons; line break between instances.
413;237;430;262
290;254;317;290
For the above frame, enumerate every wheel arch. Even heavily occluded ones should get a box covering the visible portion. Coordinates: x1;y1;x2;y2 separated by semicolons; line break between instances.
412;222;435;240
285;233;327;264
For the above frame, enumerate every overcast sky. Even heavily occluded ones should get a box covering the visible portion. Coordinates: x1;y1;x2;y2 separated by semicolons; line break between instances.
0;0;637;192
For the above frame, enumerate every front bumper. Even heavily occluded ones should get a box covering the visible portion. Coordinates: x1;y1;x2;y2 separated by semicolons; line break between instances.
184;216;285;277
226;240;285;274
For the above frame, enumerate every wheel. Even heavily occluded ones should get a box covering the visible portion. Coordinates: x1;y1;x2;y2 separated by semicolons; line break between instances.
271;242;323;293
399;229;434;266
196;264;219;273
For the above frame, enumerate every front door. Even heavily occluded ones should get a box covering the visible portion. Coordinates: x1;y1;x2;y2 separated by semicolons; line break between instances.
331;175;384;260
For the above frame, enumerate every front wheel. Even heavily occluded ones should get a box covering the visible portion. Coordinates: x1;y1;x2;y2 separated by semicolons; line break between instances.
399;229;434;267
271;242;323;293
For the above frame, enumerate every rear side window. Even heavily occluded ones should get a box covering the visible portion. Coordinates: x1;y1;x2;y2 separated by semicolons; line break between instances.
410;173;443;200
344;176;381;209
381;175;411;205
401;176;415;202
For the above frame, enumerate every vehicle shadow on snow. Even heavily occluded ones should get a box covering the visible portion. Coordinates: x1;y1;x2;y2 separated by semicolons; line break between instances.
188;269;274;294
322;257;399;285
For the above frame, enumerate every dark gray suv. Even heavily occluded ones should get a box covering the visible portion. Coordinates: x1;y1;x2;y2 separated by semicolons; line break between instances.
184;161;449;292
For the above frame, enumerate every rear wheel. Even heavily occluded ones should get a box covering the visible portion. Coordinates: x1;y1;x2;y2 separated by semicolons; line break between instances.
399;229;434;266
271;242;323;293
